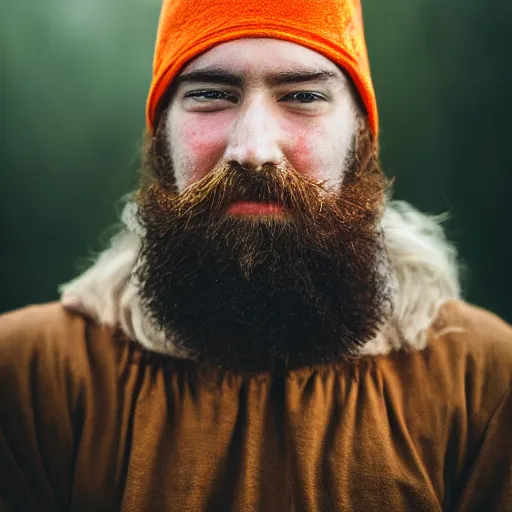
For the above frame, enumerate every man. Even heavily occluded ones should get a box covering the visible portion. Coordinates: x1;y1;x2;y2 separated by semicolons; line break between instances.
1;0;511;510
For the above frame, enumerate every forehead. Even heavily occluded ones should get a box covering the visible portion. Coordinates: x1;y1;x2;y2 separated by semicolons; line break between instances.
181;38;344;80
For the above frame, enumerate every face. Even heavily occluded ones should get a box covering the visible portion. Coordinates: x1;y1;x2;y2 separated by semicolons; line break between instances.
135;38;391;370
165;38;360;193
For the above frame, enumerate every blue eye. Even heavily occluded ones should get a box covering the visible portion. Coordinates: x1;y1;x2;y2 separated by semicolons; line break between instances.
185;90;238;103
280;92;326;103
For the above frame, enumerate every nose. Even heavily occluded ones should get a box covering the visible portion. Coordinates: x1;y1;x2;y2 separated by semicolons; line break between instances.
223;94;284;170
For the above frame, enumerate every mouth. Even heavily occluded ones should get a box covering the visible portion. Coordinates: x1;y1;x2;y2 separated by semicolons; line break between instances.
226;201;287;216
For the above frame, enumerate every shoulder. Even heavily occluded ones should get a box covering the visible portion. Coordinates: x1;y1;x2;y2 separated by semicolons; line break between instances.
0;302;132;394
0;303;86;371
0;302;90;351
427;299;512;414
432;299;512;362
1;302;99;364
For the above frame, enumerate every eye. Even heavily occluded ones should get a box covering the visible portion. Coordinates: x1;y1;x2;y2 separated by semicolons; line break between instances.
184;90;239;104
279;92;326;104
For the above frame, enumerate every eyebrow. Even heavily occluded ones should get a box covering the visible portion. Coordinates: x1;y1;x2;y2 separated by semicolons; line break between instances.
174;67;341;88
267;70;339;86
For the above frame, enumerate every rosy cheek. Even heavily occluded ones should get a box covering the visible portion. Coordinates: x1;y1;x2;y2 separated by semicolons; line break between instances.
179;115;230;184
286;125;326;180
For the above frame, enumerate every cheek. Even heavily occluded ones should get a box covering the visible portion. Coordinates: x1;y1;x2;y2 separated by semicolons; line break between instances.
285;124;334;180
175;115;230;185
283;109;357;186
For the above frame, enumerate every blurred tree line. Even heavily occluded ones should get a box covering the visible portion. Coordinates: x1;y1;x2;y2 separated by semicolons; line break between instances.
1;0;510;321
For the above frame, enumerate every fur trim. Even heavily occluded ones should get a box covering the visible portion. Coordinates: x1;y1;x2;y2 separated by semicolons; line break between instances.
360;201;460;355
60;200;461;357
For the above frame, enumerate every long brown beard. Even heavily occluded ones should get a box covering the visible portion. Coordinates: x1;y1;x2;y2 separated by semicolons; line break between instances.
135;119;392;370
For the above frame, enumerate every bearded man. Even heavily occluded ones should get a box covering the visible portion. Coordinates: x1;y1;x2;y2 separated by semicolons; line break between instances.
1;0;511;510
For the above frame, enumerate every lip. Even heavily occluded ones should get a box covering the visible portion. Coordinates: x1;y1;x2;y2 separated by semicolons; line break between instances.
226;201;286;216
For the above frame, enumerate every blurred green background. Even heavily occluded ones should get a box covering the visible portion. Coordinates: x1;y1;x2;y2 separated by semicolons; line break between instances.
1;0;510;321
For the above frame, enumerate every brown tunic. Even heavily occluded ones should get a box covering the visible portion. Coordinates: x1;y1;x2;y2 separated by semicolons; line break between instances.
0;301;511;511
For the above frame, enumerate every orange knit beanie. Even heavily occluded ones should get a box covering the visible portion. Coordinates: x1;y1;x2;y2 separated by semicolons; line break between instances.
147;0;378;136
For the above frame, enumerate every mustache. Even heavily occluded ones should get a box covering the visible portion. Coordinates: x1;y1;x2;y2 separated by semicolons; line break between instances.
136;160;387;228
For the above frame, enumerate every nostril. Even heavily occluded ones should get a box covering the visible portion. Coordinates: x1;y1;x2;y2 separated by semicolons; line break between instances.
228;161;249;173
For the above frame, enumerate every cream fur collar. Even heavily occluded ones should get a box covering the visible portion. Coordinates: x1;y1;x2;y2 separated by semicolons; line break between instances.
60;200;461;358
